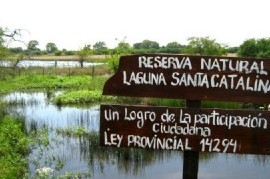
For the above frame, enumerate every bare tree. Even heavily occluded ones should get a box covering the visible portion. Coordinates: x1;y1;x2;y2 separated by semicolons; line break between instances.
1;28;27;46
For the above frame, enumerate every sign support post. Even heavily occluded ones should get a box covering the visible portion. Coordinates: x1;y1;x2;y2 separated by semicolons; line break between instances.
101;54;270;178
183;100;201;179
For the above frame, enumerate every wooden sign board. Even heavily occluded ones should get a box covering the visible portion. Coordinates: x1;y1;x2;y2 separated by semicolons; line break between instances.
103;54;270;103
100;104;270;155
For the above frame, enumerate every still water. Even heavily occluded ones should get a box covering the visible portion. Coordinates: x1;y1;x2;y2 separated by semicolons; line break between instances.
0;60;103;68
2;92;270;178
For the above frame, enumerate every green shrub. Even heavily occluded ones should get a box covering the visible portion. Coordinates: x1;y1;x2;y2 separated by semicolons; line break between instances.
52;90;117;105
0;117;29;178
55;51;62;56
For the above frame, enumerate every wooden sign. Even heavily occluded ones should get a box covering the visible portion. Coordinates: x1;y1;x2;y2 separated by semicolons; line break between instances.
100;104;270;155
103;54;270;103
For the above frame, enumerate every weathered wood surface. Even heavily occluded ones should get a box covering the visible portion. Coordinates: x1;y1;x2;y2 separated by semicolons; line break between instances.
103;54;270;103
100;104;270;155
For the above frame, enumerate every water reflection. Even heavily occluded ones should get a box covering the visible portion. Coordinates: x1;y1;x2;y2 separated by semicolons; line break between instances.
2;92;270;179
3;92;99;132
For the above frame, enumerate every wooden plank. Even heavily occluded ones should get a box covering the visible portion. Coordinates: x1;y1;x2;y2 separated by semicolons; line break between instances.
103;54;270;103
100;104;270;155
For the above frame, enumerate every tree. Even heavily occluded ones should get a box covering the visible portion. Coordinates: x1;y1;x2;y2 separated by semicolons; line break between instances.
226;46;239;54
0;45;9;60
27;40;39;51
115;42;132;54
237;38;270;110
237;39;257;57
133;40;160;54
182;37;226;56
93;41;106;49
0;28;9;59
77;45;92;67
0;27;27;68
165;41;183;54
133;42;143;49
0;27;24;60
8;47;24;54
0;27;25;46
142;40;159;49
93;41;108;54
0;28;5;46
46;42;58;53
109;40;132;73
166;42;182;49
133;40;159;49
238;38;270;58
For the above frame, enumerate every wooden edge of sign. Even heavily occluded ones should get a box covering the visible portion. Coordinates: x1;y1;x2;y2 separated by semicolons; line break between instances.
102;54;270;103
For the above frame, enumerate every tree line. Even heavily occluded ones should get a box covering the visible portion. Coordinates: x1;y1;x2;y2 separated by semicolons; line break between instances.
1;27;270;60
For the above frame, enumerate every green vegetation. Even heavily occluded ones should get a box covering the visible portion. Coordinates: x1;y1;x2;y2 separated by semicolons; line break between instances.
182;37;226;56
52;90;117;105
2;25;270;61
56;126;90;137
148;98;186;107
0;75;107;94
46;42;58;54
2;25;270;178
0;116;29;178
108;39;132;73
238;38;270;58
77;45;93;67
202;101;242;109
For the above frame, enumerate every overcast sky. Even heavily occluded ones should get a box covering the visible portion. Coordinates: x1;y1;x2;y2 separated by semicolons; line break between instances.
1;0;270;50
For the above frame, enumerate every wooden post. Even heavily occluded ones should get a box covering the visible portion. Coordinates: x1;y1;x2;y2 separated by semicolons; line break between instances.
92;65;95;77
101;54;270;178
183;100;201;179
13;67;16;77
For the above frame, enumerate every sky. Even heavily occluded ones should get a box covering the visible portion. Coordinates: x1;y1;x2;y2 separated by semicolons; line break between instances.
1;0;270;50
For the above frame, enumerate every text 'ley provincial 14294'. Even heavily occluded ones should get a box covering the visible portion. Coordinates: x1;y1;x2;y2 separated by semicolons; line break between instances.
100;105;270;155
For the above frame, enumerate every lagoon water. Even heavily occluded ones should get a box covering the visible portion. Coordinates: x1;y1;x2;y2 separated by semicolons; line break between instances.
0;60;103;68
2;92;270;178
